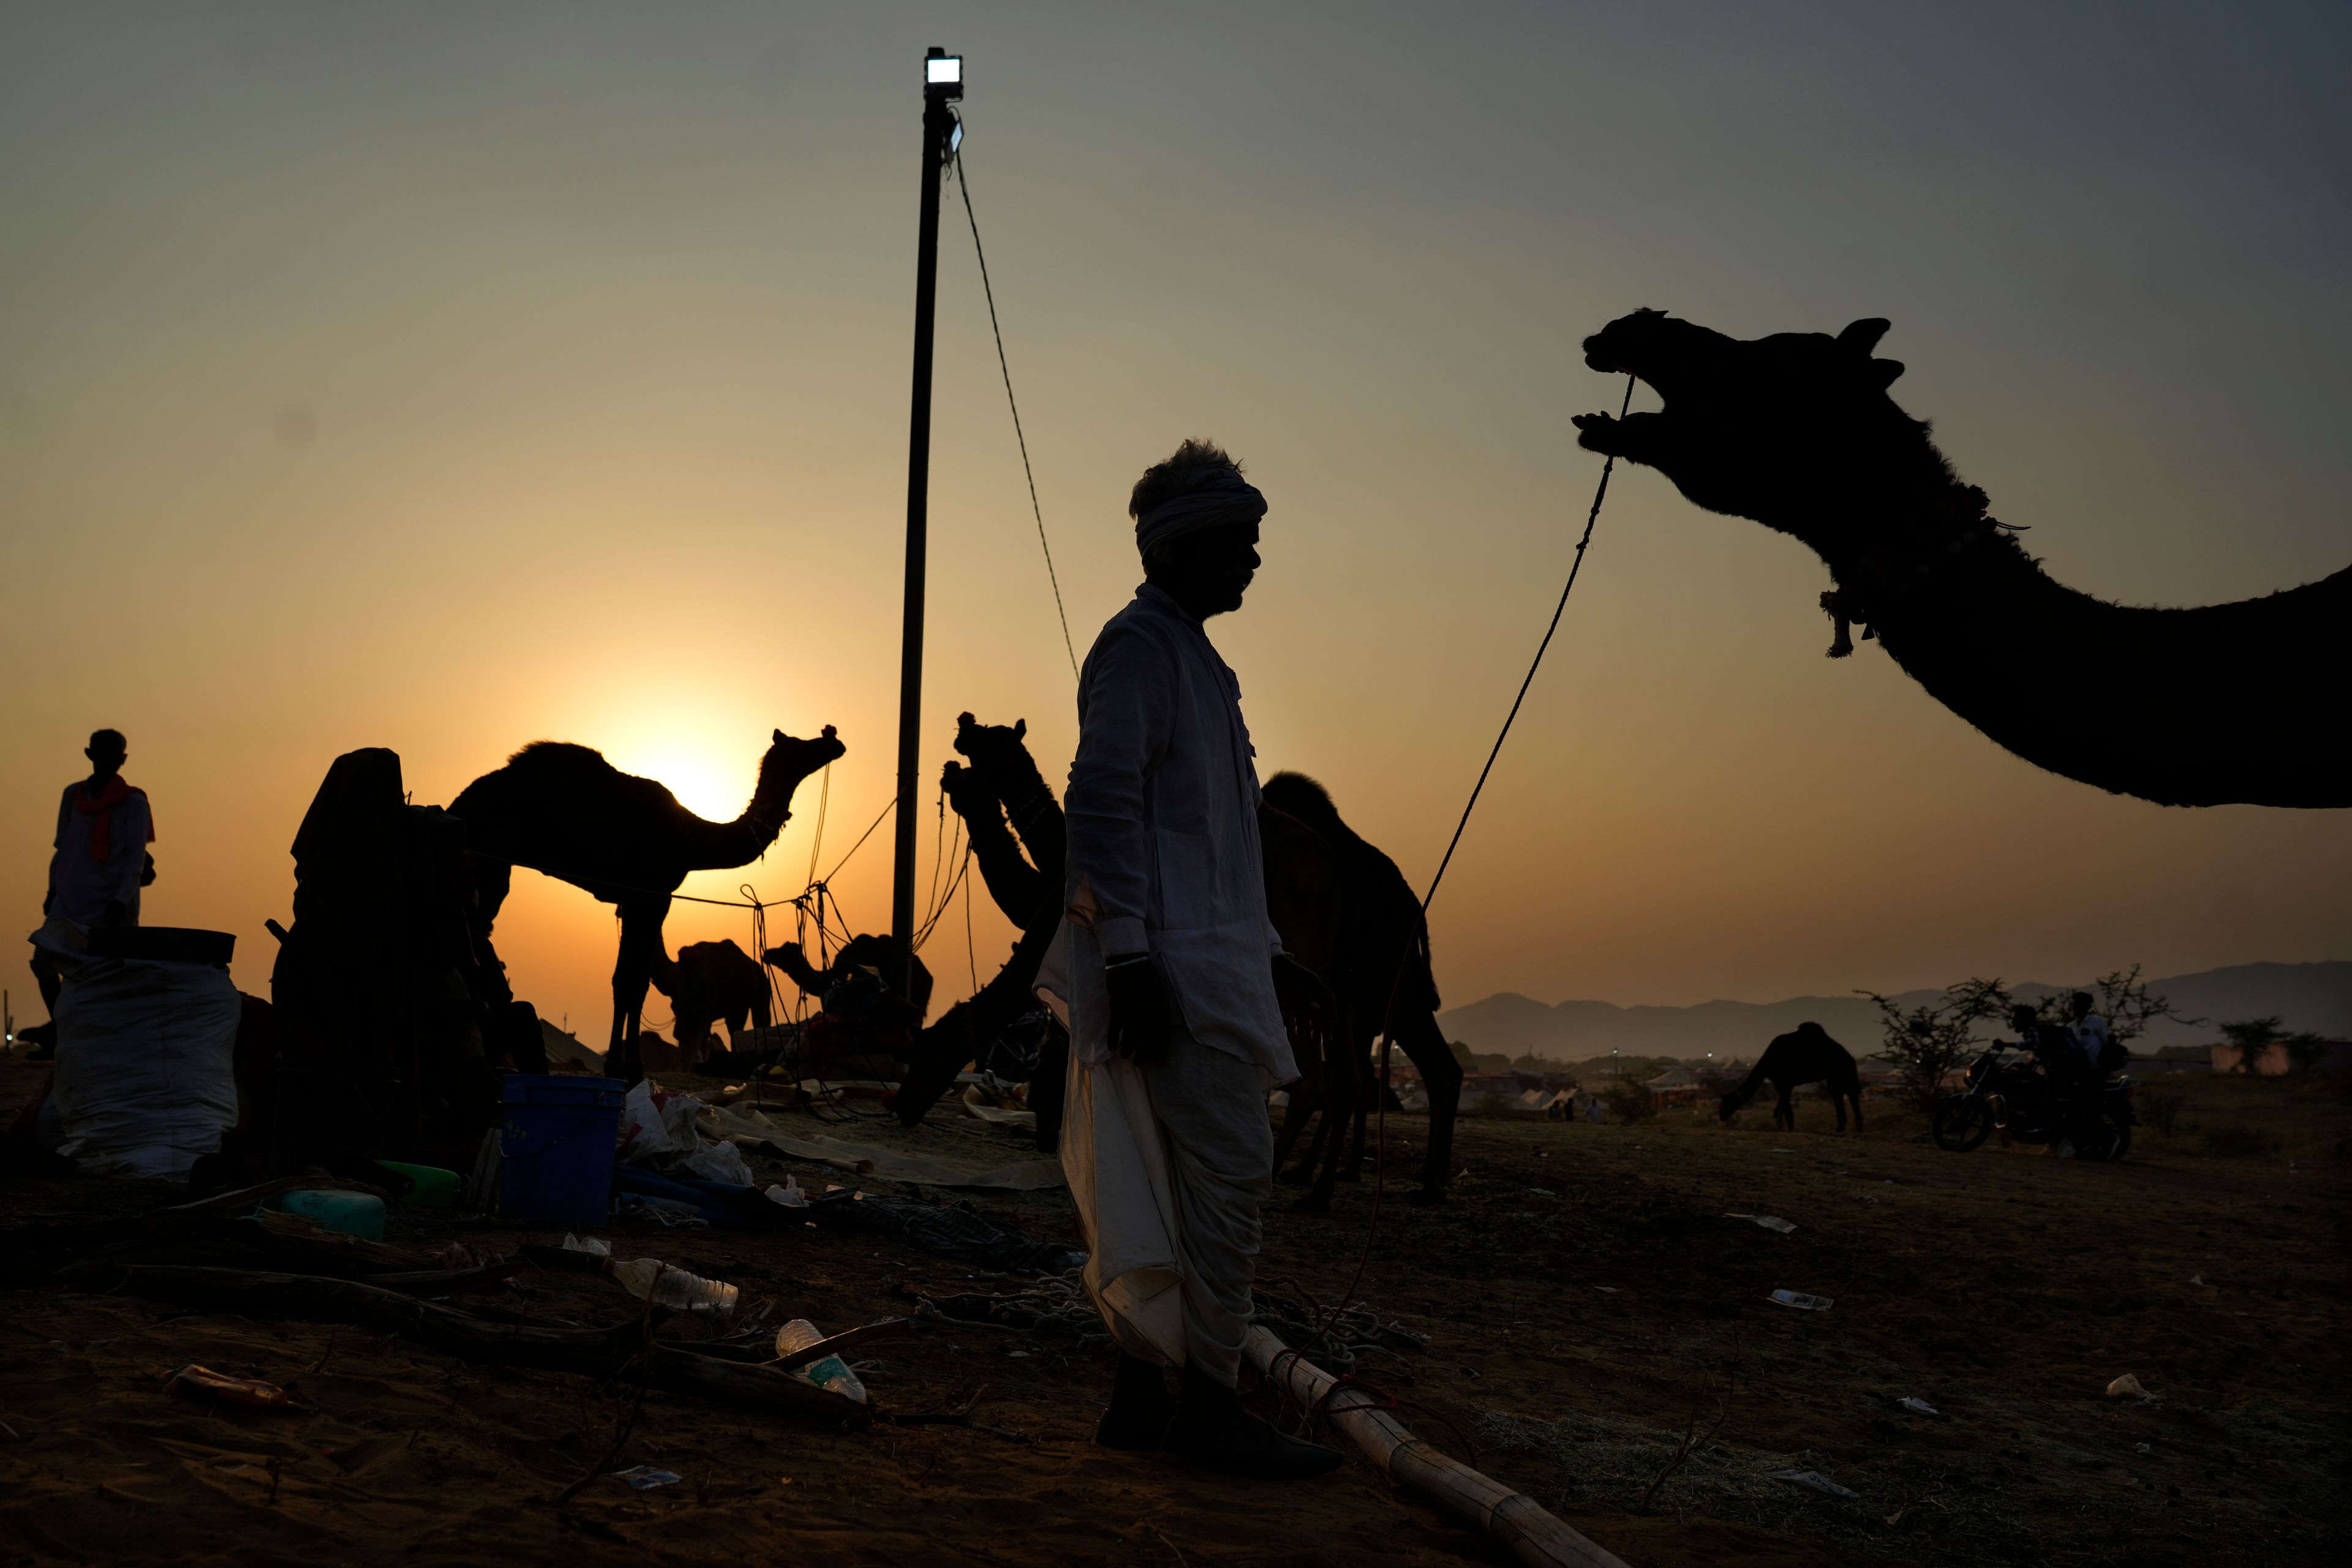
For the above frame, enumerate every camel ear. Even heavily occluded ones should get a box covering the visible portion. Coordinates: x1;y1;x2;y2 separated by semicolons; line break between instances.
774;728;785;744
1837;318;1891;354
1012;718;1026;740
1869;358;1905;388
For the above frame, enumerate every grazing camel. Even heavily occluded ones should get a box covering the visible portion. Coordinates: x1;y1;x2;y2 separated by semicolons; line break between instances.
1259;771;1463;1208
1572;309;2352;809
654;938;772;1070
1719;1022;1863;1133
450;726;843;1079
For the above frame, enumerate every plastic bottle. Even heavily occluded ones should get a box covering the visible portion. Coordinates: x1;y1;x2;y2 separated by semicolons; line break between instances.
775;1319;867;1402
604;1257;739;1316
271;1189;386;1240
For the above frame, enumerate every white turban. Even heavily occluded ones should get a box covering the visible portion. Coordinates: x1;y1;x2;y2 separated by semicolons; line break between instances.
1134;468;1266;557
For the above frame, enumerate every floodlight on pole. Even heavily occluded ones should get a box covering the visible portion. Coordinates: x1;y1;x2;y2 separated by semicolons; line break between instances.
891;48;963;1001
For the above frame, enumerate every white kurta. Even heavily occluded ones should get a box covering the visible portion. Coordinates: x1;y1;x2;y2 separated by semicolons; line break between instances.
1039;583;1295;1378
45;782;151;929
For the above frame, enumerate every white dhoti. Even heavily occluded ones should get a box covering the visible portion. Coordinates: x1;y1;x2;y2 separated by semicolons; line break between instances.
1060;1019;1275;1384
1046;581;1299;1390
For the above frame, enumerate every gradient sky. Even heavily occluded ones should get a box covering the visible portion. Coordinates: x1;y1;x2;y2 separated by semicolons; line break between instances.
5;2;2348;1043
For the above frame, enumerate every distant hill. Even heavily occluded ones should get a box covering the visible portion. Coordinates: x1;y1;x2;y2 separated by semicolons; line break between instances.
1437;961;2352;1063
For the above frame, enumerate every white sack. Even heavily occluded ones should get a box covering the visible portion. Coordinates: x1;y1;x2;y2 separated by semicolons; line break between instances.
50;954;239;1180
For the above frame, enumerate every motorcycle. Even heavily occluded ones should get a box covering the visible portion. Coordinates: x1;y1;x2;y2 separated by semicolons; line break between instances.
1931;1043;2137;1161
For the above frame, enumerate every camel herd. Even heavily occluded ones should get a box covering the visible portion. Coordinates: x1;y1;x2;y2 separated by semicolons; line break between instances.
450;716;1464;1206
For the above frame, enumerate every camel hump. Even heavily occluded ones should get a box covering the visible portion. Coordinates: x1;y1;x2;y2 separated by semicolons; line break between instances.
505;740;617;772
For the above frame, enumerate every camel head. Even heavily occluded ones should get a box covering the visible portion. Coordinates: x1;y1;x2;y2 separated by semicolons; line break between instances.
765;725;845;778
1572;310;1956;565
1717;1091;1743;1125
952;711;1049;804
746;725;845;831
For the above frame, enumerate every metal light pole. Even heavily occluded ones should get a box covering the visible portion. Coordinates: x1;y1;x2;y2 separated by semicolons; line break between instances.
891;48;963;999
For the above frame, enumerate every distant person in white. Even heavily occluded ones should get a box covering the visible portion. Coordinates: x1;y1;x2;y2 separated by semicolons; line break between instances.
2071;991;2114;1076
26;728;154;1059
1040;439;1338;1479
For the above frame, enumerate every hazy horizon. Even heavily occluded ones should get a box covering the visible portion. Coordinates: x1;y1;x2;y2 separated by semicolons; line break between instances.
6;4;2348;1042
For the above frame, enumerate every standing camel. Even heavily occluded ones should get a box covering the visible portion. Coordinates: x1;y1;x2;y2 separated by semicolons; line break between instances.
1260;771;1463;1208
1718;1022;1863;1133
1573;310;2352;809
451;726;843;1077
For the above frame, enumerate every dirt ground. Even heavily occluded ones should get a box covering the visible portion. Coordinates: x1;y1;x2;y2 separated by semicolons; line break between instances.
1;1058;2344;1568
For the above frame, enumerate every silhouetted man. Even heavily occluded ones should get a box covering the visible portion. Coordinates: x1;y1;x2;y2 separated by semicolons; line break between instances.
27;729;154;1058
2008;1001;2093;1154
2071;990;2116;1077
1041;439;1338;1479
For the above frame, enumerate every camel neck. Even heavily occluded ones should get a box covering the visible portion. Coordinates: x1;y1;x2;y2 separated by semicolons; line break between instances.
1846;494;2352;808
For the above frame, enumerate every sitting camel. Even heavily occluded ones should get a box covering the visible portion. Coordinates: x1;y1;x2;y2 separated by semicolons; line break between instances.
450;726;843;1080
888;714;1353;1174
1718;1022;1863;1133
1259;771;1463;1208
891;714;1071;1139
1572;309;2351;809
765;934;934;1019
654;938;772;1071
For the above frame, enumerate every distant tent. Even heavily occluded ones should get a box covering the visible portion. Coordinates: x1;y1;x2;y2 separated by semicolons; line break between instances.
540;1020;603;1073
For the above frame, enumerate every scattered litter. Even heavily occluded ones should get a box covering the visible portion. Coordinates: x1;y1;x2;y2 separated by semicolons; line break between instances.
2189;1274;2204;1286
614;1195;710;1227
606;1257;739;1315
1765;1468;1860;1498
1528;1188;1556;1197
609;1466;683;1490
1898;1397;1939;1415
1008;1349;1030;1358
777;1320;867;1403
1727;1213;1798;1234
764;1176;810;1208
166;1365;294;1410
1769;1290;1833;1311
2106;1373;2150;1399
1860;1196;1879;1204
1593;1286;1621;1294
674;1138;756;1187
2135;1442;2152;1455
560;1234;611;1257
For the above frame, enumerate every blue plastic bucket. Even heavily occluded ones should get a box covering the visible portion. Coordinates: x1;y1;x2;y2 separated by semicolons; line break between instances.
500;1074;623;1227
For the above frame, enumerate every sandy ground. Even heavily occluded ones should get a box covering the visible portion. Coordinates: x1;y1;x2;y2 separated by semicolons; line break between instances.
1;1058;2343;1568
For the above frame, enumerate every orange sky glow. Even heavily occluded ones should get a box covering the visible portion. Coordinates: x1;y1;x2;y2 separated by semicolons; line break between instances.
5;4;2347;1046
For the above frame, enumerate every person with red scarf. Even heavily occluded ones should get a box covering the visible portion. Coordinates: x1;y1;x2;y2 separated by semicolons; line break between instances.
25;729;154;1058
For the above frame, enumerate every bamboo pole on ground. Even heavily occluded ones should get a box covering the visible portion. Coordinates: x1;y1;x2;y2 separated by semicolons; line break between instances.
1244;1326;1629;1568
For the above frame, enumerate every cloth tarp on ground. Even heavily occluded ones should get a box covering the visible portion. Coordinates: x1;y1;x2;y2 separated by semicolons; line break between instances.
702;1102;1065;1191
805;1191;1084;1273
